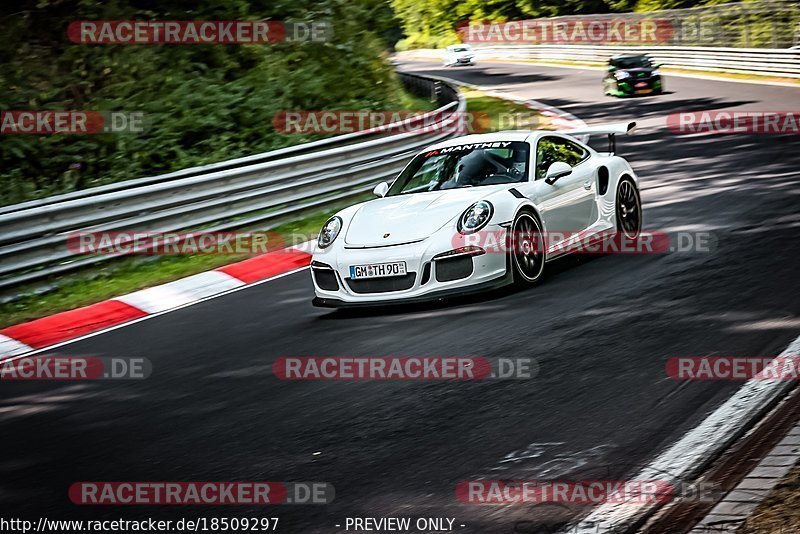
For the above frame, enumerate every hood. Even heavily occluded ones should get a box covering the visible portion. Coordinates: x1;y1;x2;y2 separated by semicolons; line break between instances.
621;67;655;76
344;187;505;247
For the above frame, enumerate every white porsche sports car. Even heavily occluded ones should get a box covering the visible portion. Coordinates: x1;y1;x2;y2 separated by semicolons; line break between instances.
311;123;641;308
442;44;476;67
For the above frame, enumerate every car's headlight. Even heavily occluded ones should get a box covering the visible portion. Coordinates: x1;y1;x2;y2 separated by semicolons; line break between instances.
318;216;342;249
458;201;493;235
652;69;661;76
615;71;632;80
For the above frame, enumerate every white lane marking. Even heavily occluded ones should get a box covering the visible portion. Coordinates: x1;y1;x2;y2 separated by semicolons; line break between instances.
0;266;310;364
114;271;245;314
564;333;800;533
0;334;34;357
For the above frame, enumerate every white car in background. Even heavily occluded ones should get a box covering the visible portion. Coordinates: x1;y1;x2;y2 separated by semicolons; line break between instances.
443;44;476;67
311;123;641;308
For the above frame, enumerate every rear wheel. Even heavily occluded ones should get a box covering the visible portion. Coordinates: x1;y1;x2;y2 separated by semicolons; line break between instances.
510;211;546;285
616;177;642;238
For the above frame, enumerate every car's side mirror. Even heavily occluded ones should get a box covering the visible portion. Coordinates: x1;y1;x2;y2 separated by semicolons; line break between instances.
608;65;616;72
373;181;389;197
544;162;572;185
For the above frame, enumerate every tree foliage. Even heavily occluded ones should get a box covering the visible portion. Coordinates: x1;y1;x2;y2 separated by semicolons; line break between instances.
390;0;746;49
0;0;406;205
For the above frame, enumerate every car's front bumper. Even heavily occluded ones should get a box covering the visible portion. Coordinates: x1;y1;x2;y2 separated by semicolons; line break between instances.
311;228;509;307
447;57;476;66
615;76;662;96
312;275;510;308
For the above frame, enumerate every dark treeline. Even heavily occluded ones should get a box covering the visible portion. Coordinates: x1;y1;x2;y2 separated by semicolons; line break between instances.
0;0;405;205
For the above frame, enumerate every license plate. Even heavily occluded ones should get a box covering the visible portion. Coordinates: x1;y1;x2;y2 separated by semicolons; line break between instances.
635;82;648;88
636;88;653;94
349;262;407;279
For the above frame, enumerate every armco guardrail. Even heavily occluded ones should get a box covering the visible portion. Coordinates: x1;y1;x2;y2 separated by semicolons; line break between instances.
473;45;800;78
0;73;465;290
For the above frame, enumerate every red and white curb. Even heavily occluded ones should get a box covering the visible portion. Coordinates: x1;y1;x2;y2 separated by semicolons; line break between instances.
0;242;315;359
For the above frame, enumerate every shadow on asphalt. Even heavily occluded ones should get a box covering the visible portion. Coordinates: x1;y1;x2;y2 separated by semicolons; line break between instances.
475;69;563;84
547;96;758;122
316;254;606;320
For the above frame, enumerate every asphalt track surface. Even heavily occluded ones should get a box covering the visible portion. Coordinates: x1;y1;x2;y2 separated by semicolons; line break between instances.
1;61;799;533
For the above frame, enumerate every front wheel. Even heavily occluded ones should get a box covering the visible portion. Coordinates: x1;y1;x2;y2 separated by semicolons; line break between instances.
603;78;615;96
510;211;546;285
616;177;642;238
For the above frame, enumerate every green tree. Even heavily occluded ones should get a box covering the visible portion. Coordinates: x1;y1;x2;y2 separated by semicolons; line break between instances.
0;0;407;205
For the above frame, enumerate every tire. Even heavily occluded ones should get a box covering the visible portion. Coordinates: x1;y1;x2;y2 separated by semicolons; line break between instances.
510;210;546;286
615;177;642;238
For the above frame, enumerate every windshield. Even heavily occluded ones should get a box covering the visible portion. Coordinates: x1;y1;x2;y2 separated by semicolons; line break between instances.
387;141;529;196
613;56;652;69
452;47;471;53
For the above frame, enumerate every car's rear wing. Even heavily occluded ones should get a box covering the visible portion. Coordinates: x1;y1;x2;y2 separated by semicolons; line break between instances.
563;121;636;154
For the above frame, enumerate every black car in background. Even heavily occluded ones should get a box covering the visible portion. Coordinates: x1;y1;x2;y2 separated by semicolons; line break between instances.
603;55;664;97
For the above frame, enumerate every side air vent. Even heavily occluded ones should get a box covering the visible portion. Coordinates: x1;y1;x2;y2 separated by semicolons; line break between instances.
311;262;339;291
597;166;609;195
420;262;432;285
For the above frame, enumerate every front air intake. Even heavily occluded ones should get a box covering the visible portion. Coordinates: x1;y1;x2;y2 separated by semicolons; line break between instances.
435;256;473;282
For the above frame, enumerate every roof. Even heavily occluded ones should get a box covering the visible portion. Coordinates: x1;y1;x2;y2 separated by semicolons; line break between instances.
422;130;555;152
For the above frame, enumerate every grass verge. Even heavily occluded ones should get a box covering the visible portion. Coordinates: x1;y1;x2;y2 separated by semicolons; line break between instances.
740;462;800;533
0;209;338;329
460;88;554;131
